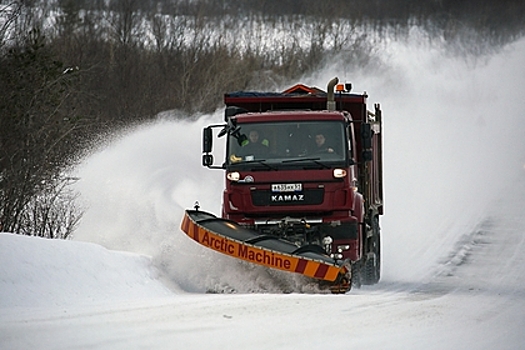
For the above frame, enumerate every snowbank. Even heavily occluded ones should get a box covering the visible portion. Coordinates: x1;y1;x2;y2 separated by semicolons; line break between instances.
0;233;174;309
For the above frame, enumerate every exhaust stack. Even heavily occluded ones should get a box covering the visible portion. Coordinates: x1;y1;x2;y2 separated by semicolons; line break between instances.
327;77;339;111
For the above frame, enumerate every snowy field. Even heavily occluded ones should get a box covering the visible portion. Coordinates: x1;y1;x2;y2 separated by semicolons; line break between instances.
1;34;525;349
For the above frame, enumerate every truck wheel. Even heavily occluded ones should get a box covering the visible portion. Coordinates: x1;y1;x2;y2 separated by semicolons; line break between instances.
362;216;381;285
351;262;362;289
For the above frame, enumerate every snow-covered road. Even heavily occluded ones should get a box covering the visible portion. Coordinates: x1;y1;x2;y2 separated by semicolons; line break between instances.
1;177;524;349
2;34;525;349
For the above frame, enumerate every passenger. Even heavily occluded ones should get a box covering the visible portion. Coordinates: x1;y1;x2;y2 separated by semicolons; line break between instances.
314;133;335;153
240;129;269;158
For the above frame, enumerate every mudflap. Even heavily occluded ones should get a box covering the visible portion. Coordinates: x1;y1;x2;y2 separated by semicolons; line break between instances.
181;209;350;292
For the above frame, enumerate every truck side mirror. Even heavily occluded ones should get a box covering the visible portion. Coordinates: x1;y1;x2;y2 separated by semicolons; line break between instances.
203;127;213;153
362;150;373;162
361;123;372;149
361;123;373;162
202;154;214;167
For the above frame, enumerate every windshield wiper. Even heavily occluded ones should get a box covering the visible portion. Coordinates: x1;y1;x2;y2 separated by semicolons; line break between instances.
240;159;277;170
281;157;330;169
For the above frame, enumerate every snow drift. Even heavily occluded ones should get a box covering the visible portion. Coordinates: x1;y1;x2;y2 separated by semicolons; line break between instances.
0;233;173;309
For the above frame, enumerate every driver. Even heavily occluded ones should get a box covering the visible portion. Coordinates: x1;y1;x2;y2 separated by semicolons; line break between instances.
239;129;269;158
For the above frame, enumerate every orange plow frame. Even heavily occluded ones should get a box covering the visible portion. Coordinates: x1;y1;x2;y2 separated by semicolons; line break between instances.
181;210;348;283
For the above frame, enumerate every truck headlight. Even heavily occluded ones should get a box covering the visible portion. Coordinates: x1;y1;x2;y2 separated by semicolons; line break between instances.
227;172;240;181
333;169;347;178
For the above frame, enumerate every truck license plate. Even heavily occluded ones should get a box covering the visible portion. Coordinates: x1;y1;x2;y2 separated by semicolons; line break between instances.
271;183;302;192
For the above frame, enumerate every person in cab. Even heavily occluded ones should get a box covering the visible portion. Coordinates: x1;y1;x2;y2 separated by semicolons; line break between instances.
314;133;335;154
239;129;269;158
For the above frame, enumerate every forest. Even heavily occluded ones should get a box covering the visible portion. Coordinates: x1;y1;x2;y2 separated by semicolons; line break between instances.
1;0;524;238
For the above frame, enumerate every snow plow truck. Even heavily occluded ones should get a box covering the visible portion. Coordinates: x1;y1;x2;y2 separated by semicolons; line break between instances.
181;77;383;293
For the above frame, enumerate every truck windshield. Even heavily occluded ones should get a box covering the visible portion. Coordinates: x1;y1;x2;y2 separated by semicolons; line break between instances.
227;121;347;167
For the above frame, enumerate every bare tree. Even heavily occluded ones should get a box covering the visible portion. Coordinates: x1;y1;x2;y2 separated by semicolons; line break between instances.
0;16;85;236
19;177;83;239
0;1;22;51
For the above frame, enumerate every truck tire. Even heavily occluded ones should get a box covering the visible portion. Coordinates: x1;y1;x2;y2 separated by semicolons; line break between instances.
351;262;362;289
362;216;381;285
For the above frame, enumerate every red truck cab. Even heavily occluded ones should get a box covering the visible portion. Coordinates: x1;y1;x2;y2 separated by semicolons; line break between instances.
202;78;383;285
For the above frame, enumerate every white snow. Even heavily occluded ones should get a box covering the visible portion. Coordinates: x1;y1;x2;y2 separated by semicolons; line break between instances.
1;185;525;349
1;35;525;349
0;234;174;309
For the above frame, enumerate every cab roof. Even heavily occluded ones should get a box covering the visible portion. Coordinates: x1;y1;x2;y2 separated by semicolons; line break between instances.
233;110;351;123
